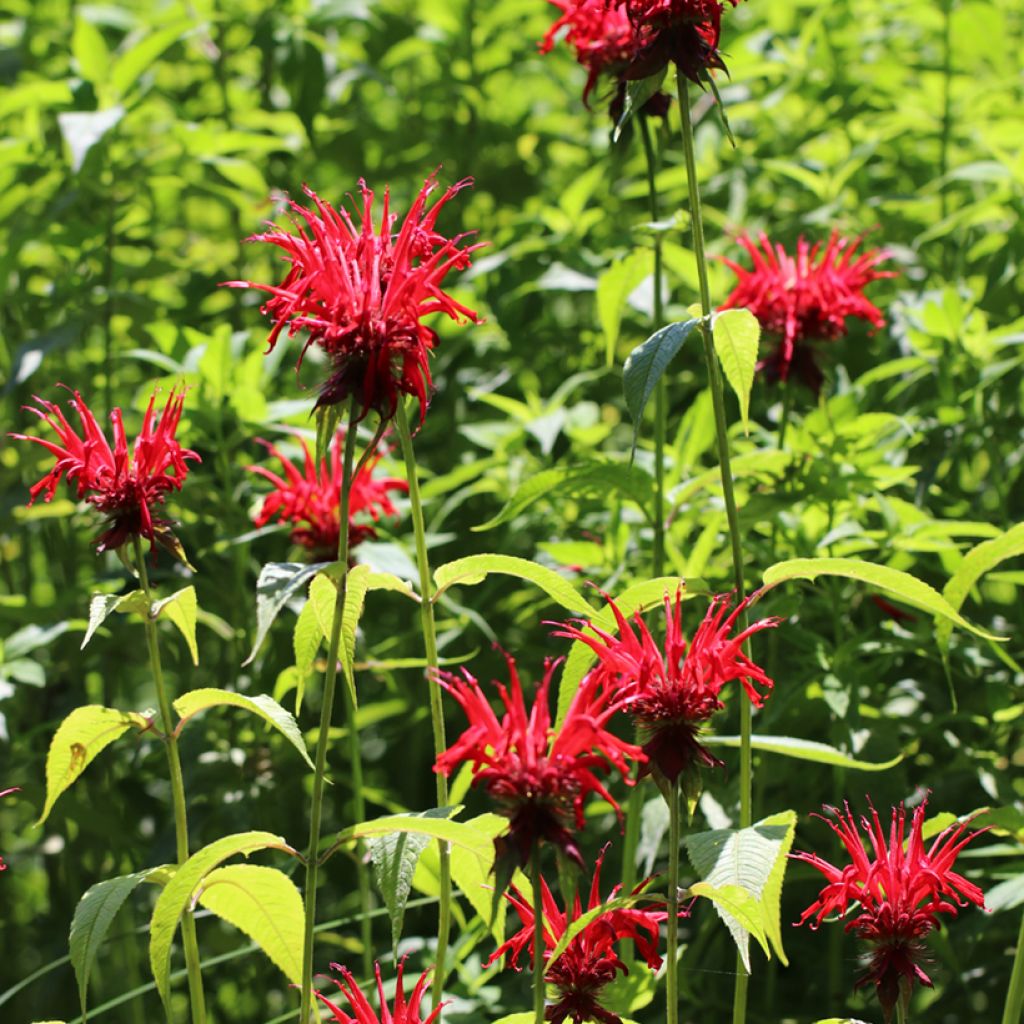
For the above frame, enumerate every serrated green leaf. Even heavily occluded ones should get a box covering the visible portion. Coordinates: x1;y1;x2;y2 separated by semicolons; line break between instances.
244;561;328;665
433;554;589;614
81;591;149;649
152;586;198;666
597;250;654;364
711;308;760;434
38;706;149;824
149;831;291;1012
548;891;664;968
623;319;700;454
612;68;667;142
688;882;769;960
196;864;303;985
704;735;902;772
173;687;314;770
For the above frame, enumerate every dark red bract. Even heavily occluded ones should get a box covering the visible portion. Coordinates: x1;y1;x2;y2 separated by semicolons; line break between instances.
315;959;441;1024
720;231;895;392
792;799;987;1022
11;387;199;558
225;174;484;423
248;433;406;559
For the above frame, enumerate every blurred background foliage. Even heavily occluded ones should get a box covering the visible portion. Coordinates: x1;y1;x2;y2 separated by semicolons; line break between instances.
0;0;1022;1021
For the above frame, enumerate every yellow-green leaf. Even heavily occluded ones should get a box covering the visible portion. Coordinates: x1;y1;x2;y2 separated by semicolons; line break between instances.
152;585;199;666
711;308;760;434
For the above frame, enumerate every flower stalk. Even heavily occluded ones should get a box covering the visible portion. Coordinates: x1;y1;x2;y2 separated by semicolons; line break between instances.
666;777;681;1024
1002;910;1024;1024
532;856;547;1024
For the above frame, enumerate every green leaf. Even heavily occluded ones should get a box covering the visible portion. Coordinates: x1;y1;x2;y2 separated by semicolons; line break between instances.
684;811;797;972
81;591;149;649
291;597;321;714
149;832;292;1012
612;68;667;142
548;891;664;968
704;735;902;772
173;688;314;770
111;24;189;97
38;706;149;824
72;18;109;86
338;809;489;853
762;557;1004;641
596;251;654;365
152;586;199;666
433;554;590;614
70;870;152;1020
244;562;328;666
623;319;700;454
711;309;760;434
196;864;303;985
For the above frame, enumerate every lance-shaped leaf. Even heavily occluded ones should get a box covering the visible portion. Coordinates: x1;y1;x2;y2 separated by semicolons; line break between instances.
81;591;149;648
704;735;902;772
711;308;760;434
612;68;667;142
152;586;199;665
244;561;329;665
597;250;655;364
433;554;589;614
547;891;665;969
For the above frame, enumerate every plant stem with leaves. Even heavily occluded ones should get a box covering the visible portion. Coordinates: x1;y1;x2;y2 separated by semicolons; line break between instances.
132;537;206;1024
395;397;453;1012
665;779;682;1024
532;856;547;1024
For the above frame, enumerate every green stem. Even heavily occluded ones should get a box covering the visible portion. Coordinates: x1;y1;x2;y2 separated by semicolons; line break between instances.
675;69;751;1024
299;401;358;1024
897;997;910;1024
132;538;206;1024
1003;910;1024;1024
532;858;546;1024
666;779;680;1024
395;397;452;1012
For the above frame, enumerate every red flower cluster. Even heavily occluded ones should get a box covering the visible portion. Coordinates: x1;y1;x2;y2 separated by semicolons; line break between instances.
557;591;779;783
226;174;483;424
315;959;441;1024
248;433;406;559
435;653;641;879
793;799;987;1022
0;788;17;873
720;231;895;392
11;387;199;558
488;848;665;1024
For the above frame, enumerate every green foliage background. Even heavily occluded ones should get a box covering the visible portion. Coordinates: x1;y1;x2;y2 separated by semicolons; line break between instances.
1;0;1022;1021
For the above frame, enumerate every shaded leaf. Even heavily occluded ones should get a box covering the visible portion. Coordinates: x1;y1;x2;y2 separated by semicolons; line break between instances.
244;562;328;666
612;69;667;142
81;591;149;649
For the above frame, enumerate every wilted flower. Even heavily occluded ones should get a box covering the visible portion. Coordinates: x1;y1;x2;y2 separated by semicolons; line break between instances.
315;959;441;1024
487;847;666;1024
248;432;406;559
11;387;199;559
556;590;779;784
225;173;483;423
0;788;17;872
719;231;895;392
792;799;987;1022
435;652;642;880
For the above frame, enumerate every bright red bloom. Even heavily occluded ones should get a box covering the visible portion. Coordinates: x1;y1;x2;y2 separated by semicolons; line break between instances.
225;173;484;423
315;959;441;1024
248;432;406;559
435;653;642;878
487;848;666;1024
0;788;17;873
11;387;199;557
720;231;895;392
556;591;779;783
792;799;987;1022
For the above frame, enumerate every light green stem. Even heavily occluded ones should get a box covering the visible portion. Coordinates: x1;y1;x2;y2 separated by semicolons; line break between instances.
897;997;910;1024
133;538;207;1024
675;69;751;1024
395;397;452;1012
300;402;358;1024
532;858;546;1024
666;779;681;1024
1003;910;1024;1024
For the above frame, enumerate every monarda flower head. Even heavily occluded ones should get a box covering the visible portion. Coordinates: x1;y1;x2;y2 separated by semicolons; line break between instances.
719;231;895;392
792;799;987;1023
435;652;642;883
11;387;199;560
315;959;441;1024
248;432;406;560
225;173;484;424
487;847;666;1024
556;590;779;785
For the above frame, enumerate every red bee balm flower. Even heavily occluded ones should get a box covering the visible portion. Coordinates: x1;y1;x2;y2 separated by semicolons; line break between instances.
248;433;406;559
487;848;666;1024
435;653;642;879
0;788;17;872
225;174;484;423
792;800;987;1022
556;591;779;784
315;960;441;1024
720;231;895;392
11;388;199;558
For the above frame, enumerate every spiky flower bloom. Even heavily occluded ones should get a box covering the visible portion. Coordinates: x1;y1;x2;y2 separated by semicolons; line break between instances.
0;788;17;872
248;433;406;559
11;388;199;558
487;848;665;1024
556;591;779;784
719;231;895;392
792;799;987;1022
315;959;441;1024
435;653;642;880
225;173;483;423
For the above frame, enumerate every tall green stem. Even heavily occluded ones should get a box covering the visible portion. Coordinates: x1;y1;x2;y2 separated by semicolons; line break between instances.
1003;910;1024;1024
395;397;452;1012
665;780;681;1024
675;70;751;1024
300;402;358;1024
532;858;547;1024
897;997;910;1024
132;538;206;1024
